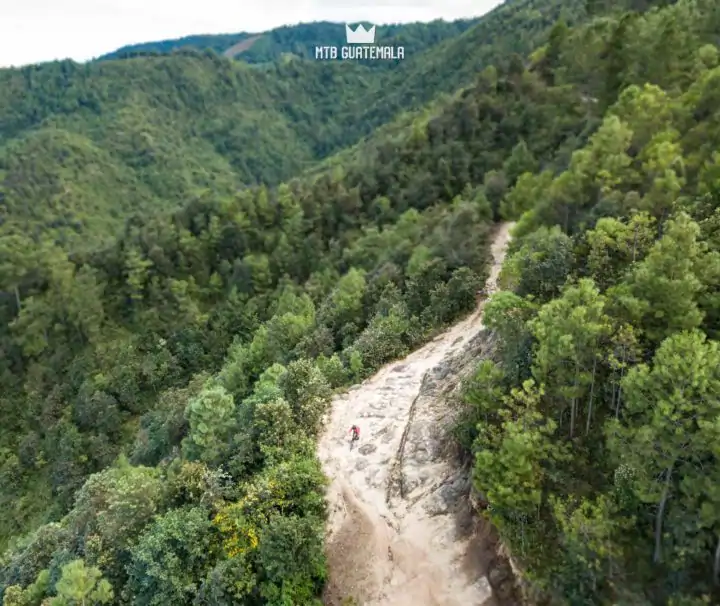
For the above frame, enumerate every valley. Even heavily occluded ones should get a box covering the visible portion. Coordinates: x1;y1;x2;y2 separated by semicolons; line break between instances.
2;0;720;604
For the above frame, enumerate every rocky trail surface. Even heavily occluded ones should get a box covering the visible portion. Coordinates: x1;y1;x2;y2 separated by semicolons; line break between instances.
318;223;519;606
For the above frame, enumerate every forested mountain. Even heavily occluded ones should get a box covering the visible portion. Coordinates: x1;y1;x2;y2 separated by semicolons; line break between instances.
3;0;720;604
101;32;256;59
0;0;588;251
0;54;379;249
100;19;481;65
0;59;550;603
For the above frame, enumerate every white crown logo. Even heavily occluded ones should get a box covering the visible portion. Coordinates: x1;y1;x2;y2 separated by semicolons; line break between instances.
345;24;376;44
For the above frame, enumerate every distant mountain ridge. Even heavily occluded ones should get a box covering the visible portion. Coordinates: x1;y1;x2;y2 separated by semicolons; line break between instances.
98;19;481;66
0;0;588;250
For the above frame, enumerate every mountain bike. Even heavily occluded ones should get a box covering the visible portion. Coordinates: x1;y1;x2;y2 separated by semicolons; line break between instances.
349;433;359;451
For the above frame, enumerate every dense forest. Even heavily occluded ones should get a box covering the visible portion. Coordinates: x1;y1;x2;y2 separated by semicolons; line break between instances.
2;0;720;603
0;54;377;248
456;0;720;603
0;0;584;251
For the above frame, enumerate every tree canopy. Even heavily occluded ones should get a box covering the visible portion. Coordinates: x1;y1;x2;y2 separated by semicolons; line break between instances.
4;0;720;603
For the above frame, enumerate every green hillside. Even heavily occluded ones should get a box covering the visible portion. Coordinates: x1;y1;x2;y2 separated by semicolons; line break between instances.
0;53;590;595
0;54;376;248
456;0;720;604
99;19;481;65
0;0;591;251
4;0;720;604
100;32;256;58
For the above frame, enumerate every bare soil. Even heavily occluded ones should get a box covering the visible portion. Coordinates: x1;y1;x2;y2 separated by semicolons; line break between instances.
318;223;518;606
223;35;262;58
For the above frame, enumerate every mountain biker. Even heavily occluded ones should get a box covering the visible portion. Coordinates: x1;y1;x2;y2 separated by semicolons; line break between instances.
349;425;360;442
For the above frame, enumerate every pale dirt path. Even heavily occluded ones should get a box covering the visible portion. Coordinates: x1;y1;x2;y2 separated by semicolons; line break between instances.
318;223;514;606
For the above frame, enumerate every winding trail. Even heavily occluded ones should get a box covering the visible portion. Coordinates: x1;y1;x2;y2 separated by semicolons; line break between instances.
318;223;514;606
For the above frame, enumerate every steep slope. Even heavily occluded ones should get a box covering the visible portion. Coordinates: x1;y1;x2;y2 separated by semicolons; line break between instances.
319;223;513;606
349;0;589;131
4;0;708;603
223;35;263;58
0;0;597;250
0;39;593;563
0;152;501;604
457;0;720;604
0;53;377;247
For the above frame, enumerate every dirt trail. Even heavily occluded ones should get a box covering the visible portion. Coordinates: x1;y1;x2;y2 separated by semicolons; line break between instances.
318;223;515;606
222;35;262;58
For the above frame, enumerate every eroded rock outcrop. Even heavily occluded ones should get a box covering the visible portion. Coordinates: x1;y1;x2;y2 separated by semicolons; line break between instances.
318;223;522;606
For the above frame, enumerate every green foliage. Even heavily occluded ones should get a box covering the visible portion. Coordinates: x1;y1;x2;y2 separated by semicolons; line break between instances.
453;360;506;453
67;460;167;589
0;43;516;587
315;354;347;389
503;140;539;187
499;170;554;221
0;0;592;250
2;569;50;606
50;559;113;606
125;507;217;605
182;384;237;465
280;359;332;438
8;0;719;604
501;226;574;301
622;213;708;344
466;2;720;602
256;514;326;605
475;381;562;515
607;330;720;568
